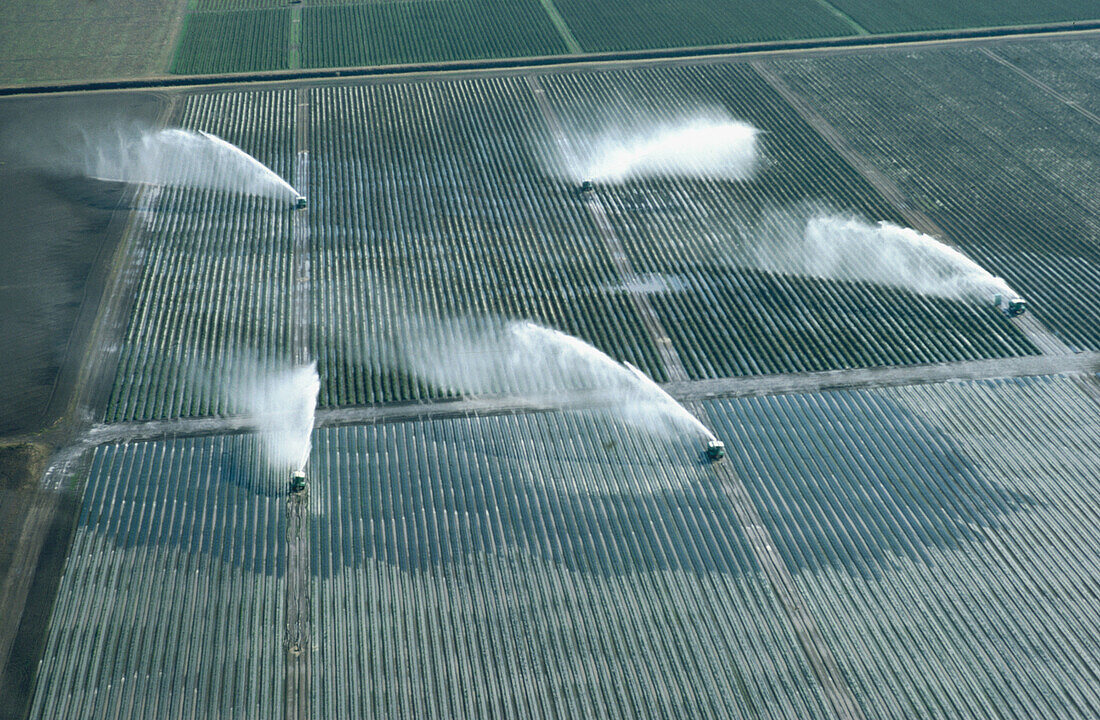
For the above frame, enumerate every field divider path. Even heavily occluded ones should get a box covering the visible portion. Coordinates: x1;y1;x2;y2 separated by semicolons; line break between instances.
524;74;690;383
698;396;871;720
525;72;864;720
807;0;870;36
289;1;304;70
78;352;1100;445
535;0;582;54
284;85;311;720
978;47;1100;127
751;59;1074;356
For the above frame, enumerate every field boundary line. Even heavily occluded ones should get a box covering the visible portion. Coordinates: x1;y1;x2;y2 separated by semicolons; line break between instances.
979;46;1100;126
74;352;1100;444
284;85;312;720
808;0;869;36
162;0;193;75
6;24;1100;96
535;0;582;54
525;75;690;382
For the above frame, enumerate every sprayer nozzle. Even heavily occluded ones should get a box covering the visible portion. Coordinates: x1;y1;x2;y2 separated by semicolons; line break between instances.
993;293;1028;317
706;439;725;461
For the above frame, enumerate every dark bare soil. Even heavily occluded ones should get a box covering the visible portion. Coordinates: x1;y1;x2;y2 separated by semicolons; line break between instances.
0;93;165;436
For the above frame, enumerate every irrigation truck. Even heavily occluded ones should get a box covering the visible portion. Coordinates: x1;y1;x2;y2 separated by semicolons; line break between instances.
290;470;307;494
993;293;1027;317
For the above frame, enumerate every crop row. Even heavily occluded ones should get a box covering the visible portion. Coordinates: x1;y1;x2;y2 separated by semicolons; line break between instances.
172;0;1100;76
28;435;287;720
706;375;1100;719
307;79;665;407
36;373;1100;717
536;63;1038;376
552;0;857;54
992;37;1100;116
106;90;297;423
171;9;290;75
763;45;1100;350
308;412;830;719
826;0;1100;34
192;0;292;10
300;0;567;68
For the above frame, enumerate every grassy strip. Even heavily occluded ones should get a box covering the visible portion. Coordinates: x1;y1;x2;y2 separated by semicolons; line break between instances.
289;3;302;69
536;0;582;53
809;0;870;35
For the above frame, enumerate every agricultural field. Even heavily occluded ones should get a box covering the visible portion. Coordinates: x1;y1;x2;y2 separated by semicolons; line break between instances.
307;78;664;407
535;64;1038;376
307;66;1035;405
827;0;1100;34
162;0;1100;77
762;39;1100;350
102;60;1048;422
551;0;859;53
28;375;1100;718
710;375;1100;718
301;0;570;68
26;435;287;720
0;0;184;86
308;414;829;719
991;38;1100;114
6;29;1100;720
171;9;291;74
105;90;297;423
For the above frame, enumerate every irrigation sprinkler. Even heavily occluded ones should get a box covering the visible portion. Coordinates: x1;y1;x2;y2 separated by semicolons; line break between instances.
295;196;308;209
993;293;1028;318
706;439;726;461
289;470;308;494
579;180;595;195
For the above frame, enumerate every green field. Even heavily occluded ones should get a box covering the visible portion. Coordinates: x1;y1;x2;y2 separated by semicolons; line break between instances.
163;0;1100;77
553;0;860;53
171;9;291;74
301;0;568;68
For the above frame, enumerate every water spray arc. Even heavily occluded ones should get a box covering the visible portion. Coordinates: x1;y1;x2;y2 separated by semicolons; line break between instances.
81;125;304;205
238;363;320;483
754;212;1028;316
576;115;760;185
400;319;723;457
